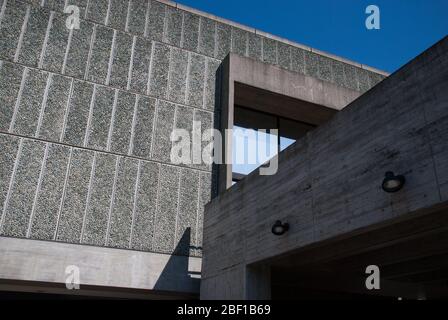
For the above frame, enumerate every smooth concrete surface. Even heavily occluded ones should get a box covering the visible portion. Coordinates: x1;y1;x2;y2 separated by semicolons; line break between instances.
0;236;201;297
201;37;448;299
218;53;361;192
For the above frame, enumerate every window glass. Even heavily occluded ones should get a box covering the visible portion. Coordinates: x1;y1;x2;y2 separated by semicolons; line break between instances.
231;106;316;183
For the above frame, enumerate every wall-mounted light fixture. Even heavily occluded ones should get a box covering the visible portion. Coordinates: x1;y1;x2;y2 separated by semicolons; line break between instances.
272;220;289;236
382;171;405;193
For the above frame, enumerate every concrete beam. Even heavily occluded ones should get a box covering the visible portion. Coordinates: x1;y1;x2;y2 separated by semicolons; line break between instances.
0;237;201;298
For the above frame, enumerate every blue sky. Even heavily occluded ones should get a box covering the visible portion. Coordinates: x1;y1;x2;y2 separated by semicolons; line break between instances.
176;0;448;73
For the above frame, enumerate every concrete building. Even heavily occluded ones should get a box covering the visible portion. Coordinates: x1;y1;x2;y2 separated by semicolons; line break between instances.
0;0;445;299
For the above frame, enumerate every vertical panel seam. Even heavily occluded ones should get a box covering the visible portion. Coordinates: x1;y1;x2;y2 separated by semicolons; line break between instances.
106;89;118;151
35;72;52;137
53;147;72;240
148;98;158;159
128;94;139;155
84;24;97;80
80;151;96;243
126;35;136;91
145;41;155;95
38;11;53;69
128;159;141;248
61;27;73;75
105;155;120;246
173;166;182;251
14;5;30;63
105;0;112;26
0;138;23;234
27;142;49;238
60;77;74;142
83;83;96;147
194;171;202;250
105;29;117;86
124;0;131;32
143;0;150;37
9;67;28;133
150;162;162;251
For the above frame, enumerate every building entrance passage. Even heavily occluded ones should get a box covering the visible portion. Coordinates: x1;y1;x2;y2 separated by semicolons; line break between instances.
268;205;448;300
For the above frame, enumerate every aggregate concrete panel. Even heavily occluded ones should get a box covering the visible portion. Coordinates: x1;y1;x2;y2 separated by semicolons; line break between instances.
86;0;108;24
17;6;49;67
186;52;205;108
204;58;220;111
167;47;188;104
194;171;211;256
0;61;24;132
247;32;262;61
331;59;345;88
182;10;199;52
62;80;94;146
148;42;169;99
56;148;94;243
87;25;114;84
109;90;136;154
38;74;72;141
82;152;116;246
304;50;319;79
193;109;213;171
29;143;70;240
0;134;20;226
152;164;179;253
109;31;133;89
164;5;182;47
43;0;65;12
64;20;94;79
262;37;277;65
290;45;305;75
318;55;333;83
41;12;70;73
198;16;215;57
130;160;159;251
12;68;48;137
107;157;138;249
151;100;175;162
127;0;147;36
343;62;359;91
215;22;230;60
174;168;199;256
146;0;165;42
277;41;291;70
86;85;115;150
107;0;129;30
231;27;247;57
131;95;156;159
129;37;151;94
1;139;45;238
0;0;27;61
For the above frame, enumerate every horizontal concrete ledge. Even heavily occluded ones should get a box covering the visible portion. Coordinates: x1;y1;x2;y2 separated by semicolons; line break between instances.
0;237;201;298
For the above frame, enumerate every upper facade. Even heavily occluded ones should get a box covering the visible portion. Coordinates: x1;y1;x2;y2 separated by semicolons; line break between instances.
0;0;387;261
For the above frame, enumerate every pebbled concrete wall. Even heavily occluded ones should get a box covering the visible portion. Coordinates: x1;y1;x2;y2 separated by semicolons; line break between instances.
0;0;386;259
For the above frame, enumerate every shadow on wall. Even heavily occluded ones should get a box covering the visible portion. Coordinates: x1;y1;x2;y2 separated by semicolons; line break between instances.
153;228;201;295
212;63;223;199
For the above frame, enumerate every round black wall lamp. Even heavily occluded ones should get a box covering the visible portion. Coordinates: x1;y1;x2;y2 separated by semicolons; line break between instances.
382;171;406;193
272;220;289;236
